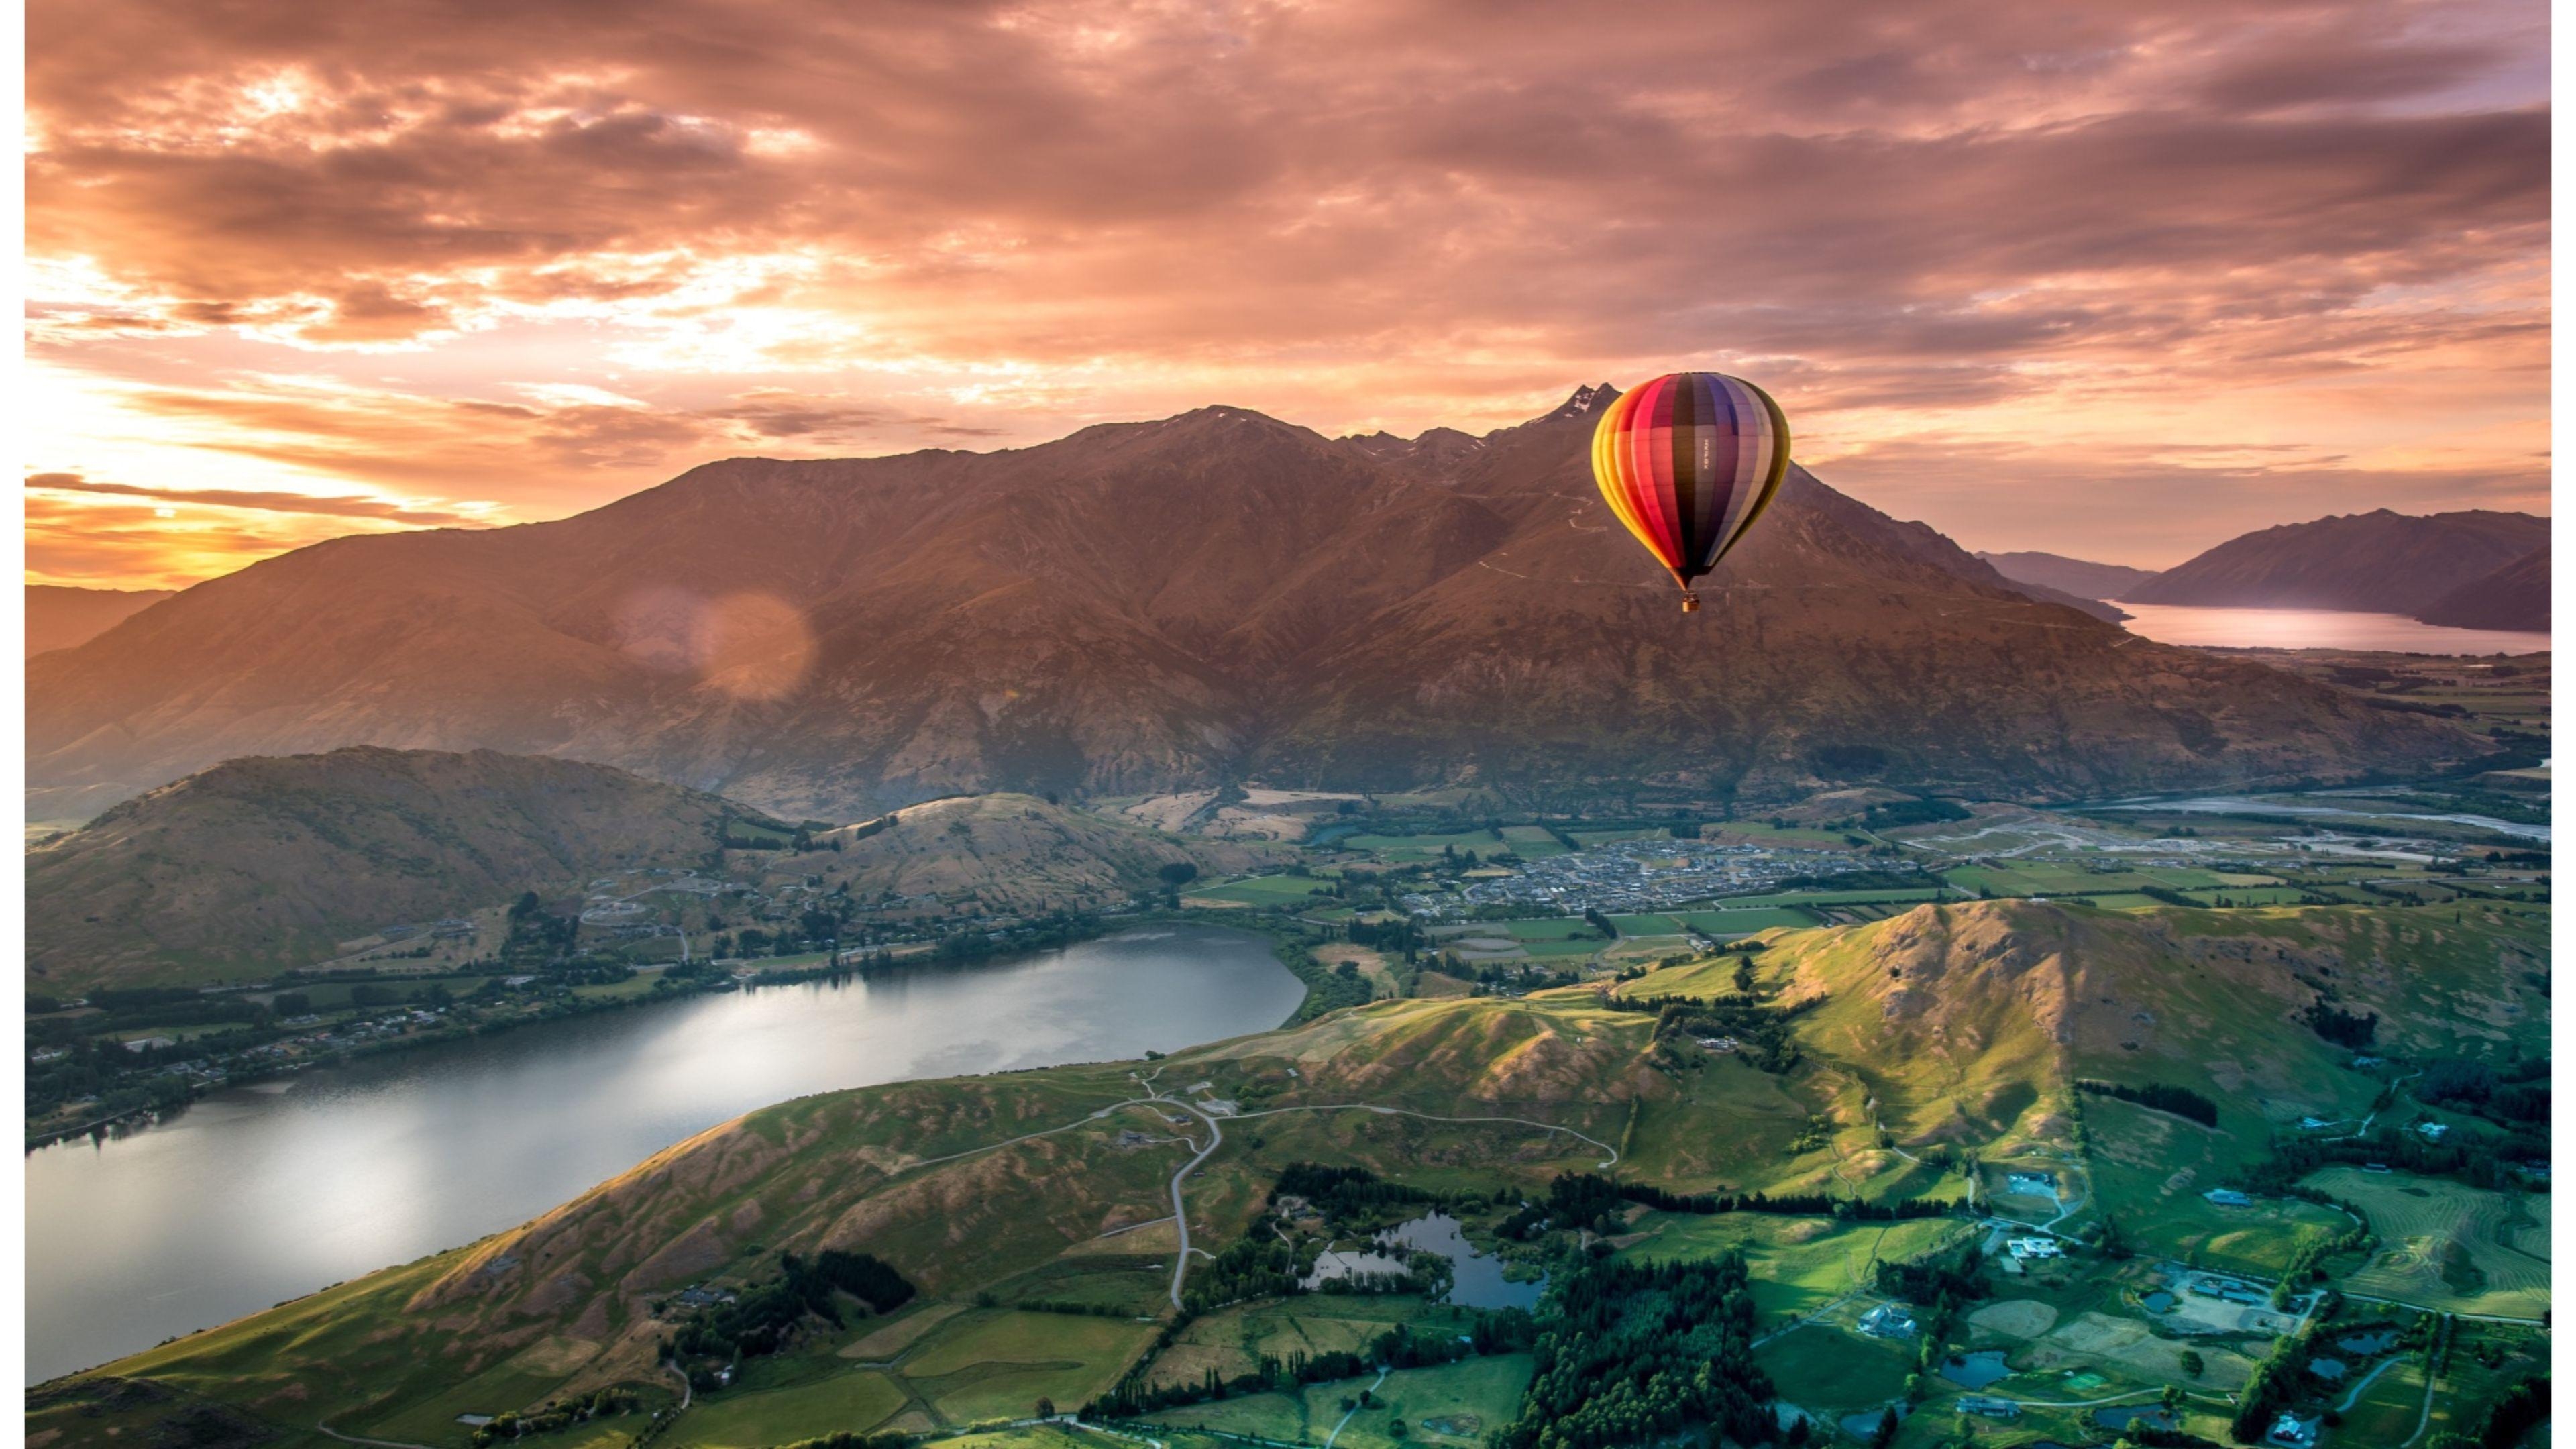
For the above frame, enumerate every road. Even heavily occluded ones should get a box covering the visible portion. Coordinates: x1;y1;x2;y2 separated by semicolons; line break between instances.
1322;1366;1391;1449
1158;1096;1226;1309
2337;1356;2400;1412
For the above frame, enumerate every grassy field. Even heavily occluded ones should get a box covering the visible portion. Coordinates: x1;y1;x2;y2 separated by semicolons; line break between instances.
1754;1324;1915;1415
1142;1352;1534;1449
1609;907;1817;936
1615;1212;1972;1322
1189;875;1344;906
1342;830;1504;862
1939;861;2232;896
901;1309;1159;1425
667;1365;909;1446
1698;885;1952;909
1496;826;1570;858
2304;1167;2551;1318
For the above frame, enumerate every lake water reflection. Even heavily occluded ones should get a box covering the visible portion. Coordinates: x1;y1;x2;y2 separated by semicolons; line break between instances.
25;924;1303;1383
2116;603;2547;655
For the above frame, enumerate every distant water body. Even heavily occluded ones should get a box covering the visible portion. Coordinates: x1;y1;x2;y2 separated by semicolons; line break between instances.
2116;604;2548;655
25;924;1301;1384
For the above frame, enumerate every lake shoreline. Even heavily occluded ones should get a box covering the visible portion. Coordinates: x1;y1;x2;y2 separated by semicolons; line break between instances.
27;922;1308;1382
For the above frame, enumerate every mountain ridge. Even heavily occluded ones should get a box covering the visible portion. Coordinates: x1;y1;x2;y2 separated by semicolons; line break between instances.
29;392;2477;820
2120;508;2546;616
26;584;178;659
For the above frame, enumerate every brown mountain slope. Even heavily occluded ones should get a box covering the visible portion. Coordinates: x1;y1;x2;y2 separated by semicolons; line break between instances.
1975;550;2159;603
26;585;176;658
26;747;782;988
2414;547;2548;632
27;393;2477;820
2120;508;2546;614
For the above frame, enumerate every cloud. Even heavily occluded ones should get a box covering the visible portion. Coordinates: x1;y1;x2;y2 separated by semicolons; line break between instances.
25;470;489;526
21;0;2550;585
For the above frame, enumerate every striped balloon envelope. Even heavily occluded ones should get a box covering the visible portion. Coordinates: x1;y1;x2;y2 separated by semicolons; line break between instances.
1590;372;1790;612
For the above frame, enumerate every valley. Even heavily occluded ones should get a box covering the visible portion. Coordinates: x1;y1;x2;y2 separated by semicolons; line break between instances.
28;794;2549;1448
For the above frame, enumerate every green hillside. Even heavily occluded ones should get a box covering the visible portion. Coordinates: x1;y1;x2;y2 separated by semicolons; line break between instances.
32;900;2548;1449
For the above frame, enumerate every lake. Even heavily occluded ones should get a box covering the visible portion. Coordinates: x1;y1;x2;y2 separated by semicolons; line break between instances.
2117;604;2548;655
24;924;1303;1383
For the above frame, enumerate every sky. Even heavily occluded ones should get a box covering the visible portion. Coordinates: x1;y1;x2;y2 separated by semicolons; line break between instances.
25;0;2551;588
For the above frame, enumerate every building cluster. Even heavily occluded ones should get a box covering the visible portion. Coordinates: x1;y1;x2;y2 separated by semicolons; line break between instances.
1400;838;1886;920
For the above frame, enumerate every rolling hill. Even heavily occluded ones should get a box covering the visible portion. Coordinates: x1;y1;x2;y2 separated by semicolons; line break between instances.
26;584;176;658
25;391;2475;822
2121;508;2546;616
2414;547;2548;632
25;751;1279;991
36;898;2542;1443
25;747;788;989
806;793;1286;915
1974;551;2159;602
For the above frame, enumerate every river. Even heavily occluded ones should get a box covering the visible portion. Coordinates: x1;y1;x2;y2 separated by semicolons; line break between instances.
24;924;1303;1383
2116;603;2548;655
2102;794;2549;843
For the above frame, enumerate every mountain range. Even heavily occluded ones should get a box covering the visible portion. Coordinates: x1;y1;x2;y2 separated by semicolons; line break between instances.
27;389;2477;821
26;585;176;659
2121;508;2546;623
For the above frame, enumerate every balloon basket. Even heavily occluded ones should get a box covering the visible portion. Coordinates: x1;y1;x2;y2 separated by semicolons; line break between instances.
1680;591;1700;613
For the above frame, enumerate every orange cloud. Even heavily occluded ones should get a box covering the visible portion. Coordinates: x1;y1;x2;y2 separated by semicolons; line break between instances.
24;0;2551;585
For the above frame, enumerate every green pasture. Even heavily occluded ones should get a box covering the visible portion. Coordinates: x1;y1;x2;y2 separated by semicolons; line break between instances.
1191;875;1342;906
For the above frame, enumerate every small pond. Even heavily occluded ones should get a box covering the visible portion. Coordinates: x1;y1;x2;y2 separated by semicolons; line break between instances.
2308;1356;2347;1381
2142;1291;2176;1311
1300;1212;1546;1311
2338;1330;2400;1355
1839;1404;1907;1440
1937;1350;2012;1389
2093;1406;2176;1432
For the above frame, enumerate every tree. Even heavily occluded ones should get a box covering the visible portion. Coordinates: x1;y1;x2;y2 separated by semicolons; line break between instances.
1034;1398;1055;1419
2179;1349;2204;1378
1732;957;1756;994
1871;1408;1900;1448
1159;862;1199;886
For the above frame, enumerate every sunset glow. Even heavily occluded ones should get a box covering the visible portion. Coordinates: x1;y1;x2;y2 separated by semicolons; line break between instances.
27;0;2549;588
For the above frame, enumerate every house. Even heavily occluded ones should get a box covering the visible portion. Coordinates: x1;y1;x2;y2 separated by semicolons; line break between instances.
2266;1411;2318;1446
2298;1116;2330;1130
2204;1188;2251;1207
2416;1122;2449;1141
1695;1036;1739;1052
2006;1171;2056;1196
2363;1163;2392;1173
121;1037;177;1053
1858;1303;1919;1339
1957;1397;2021;1420
2006;1237;2063;1260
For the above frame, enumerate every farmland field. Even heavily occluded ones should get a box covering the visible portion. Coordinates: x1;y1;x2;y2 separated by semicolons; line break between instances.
2303;1167;2551;1318
1497;826;1570;858
1188;875;1342;906
1142;1352;1533;1449
665;1366;909;1446
901;1309;1159;1426
1614;1212;1972;1322
1342;830;1505;861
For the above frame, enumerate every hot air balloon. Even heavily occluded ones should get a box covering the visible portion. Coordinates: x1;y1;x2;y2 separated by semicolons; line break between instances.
1591;372;1790;612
